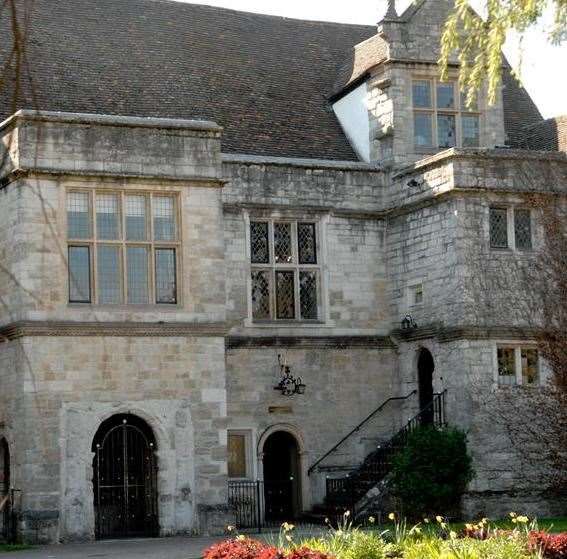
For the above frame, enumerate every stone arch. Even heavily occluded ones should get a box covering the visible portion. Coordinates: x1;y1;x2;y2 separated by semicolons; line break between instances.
256;423;310;514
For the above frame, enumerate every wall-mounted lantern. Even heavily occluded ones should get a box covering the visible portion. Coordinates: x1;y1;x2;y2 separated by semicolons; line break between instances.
401;314;418;330
274;354;306;396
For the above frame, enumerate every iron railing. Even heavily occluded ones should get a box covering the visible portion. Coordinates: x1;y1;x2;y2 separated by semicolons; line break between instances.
228;480;296;531
308;391;417;476
325;390;447;515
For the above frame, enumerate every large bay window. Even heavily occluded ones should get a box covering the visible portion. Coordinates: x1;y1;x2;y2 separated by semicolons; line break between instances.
412;79;480;149
67;190;180;305
249;219;320;322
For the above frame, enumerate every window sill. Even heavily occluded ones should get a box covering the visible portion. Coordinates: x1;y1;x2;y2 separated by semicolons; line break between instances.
245;319;334;328
67;303;183;311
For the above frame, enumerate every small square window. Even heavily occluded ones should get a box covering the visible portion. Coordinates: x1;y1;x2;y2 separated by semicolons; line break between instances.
413;80;431;108
514;209;532;250
414;113;433;147
490;207;509;249
497;347;516;386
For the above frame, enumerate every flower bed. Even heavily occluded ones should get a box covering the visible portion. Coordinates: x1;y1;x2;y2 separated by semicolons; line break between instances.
204;513;567;559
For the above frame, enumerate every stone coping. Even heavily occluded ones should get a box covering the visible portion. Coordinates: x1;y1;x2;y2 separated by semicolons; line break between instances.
0;109;223;134
394;147;567;178
222;153;382;172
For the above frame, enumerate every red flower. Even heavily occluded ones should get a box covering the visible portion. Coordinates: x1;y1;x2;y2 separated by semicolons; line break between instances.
286;548;335;559
204;538;268;559
529;531;567;559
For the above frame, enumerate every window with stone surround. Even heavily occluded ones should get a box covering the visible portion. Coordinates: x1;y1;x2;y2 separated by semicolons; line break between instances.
496;345;539;386
228;430;252;479
412;79;480;150
67;190;180;305
489;206;533;251
249;219;320;322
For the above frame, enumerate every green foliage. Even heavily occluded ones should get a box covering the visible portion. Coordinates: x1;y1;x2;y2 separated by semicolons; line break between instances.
439;0;567;105
389;426;474;517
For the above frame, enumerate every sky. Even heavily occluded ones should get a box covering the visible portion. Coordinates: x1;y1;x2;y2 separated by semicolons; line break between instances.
176;0;566;119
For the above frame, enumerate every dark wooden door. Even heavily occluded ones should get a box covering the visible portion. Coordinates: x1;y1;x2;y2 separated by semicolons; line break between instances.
418;349;435;425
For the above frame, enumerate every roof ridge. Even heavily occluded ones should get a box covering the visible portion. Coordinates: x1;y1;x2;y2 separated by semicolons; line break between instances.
133;0;376;29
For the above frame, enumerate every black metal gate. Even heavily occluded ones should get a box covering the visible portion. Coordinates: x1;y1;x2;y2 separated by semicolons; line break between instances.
93;415;158;539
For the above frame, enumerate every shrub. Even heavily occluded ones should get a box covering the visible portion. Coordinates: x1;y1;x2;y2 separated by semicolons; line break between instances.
204;537;268;559
286;548;334;559
389;426;474;517
529;531;567;558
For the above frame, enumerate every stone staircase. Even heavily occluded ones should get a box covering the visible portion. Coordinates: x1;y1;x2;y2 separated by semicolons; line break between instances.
306;390;447;522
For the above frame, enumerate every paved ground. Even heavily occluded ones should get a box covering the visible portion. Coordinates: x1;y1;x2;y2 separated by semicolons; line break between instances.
0;527;326;559
0;536;224;559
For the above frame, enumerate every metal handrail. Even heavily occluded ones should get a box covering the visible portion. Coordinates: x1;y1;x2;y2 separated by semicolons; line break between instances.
308;390;417;475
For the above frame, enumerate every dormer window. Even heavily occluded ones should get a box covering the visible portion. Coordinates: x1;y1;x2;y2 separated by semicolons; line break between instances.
412;79;480;150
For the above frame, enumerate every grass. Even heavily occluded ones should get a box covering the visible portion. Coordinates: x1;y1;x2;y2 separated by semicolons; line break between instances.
0;544;32;552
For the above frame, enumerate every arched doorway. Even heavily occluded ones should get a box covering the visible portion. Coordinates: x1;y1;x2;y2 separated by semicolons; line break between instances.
417;348;435;425
262;431;301;521
92;414;158;539
0;439;10;540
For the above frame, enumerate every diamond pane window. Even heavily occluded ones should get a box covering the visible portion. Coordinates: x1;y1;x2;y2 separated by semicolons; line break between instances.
437;114;456;148
249;219;320;322
437;82;455;109
153;196;176;241
126;247;149;304
250;222;269;264
125;195;148;241
155;248;177;304
97;245;122;304
462;114;480;147
521;348;539;385
514;209;532;250
298;223;317;264
490;207;508;248
276;271;295;319
497;347;516;386
299;271;318;319
414;113;433;147
96;194;120;240
68;246;91;303
274;223;293;263
412;80;431;108
251;270;271;319
67;192;91;239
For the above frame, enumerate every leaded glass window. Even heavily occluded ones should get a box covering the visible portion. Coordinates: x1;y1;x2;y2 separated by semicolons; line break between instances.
67;192;91;239
96;194;120;240
414;113;433;147
514;209;532;250
68;246;91;303
250;222;269;264
437;114;456;148
490;207;508;248
413;78;481;149
276;270;295;319
249;219;321;321
155;248;177;304
462;114;480;147
412;80;431;108
153;196;176;241
67;190;180;305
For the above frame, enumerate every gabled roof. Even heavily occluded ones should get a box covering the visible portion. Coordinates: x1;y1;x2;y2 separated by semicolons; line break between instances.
0;0;546;159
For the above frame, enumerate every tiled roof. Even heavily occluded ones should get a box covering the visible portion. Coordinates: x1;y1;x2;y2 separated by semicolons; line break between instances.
0;0;548;160
515;116;567;152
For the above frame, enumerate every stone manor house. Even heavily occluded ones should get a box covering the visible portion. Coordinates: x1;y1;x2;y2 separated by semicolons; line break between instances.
0;0;566;545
